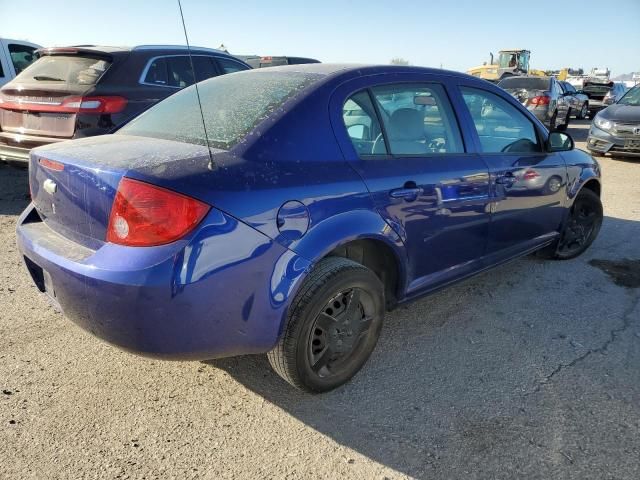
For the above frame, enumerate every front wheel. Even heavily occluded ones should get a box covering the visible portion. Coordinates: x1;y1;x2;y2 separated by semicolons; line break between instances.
539;188;603;260
268;257;384;393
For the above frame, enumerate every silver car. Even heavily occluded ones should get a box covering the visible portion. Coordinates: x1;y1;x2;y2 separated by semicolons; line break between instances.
559;81;589;119
498;76;571;130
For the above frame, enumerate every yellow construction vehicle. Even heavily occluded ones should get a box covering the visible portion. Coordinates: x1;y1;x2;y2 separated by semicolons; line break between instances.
467;49;531;82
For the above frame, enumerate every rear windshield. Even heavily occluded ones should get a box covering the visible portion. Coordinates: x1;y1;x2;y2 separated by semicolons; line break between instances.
583;82;613;95
118;70;323;149
498;77;549;90
17;55;111;85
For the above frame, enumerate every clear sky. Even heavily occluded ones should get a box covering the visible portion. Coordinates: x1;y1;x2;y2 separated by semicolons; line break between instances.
2;0;639;76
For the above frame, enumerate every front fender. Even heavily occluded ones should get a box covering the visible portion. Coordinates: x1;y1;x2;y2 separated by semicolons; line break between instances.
562;149;602;203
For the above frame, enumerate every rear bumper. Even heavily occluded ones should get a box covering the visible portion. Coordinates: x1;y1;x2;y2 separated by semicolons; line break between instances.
587;126;640;157
0;133;66;166
0;144;30;166
526;106;551;127
16;204;311;360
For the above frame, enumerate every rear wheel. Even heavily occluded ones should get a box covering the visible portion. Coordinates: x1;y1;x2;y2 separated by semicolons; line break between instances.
577;102;588;120
268;257;384;393
538;188;603;260
549;111;558;131
557;109;570;131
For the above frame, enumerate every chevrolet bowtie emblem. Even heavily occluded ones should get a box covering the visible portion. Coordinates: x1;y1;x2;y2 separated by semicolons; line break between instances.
43;178;57;195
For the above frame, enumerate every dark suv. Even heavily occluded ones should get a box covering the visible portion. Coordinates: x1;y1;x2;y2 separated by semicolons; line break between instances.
0;45;250;166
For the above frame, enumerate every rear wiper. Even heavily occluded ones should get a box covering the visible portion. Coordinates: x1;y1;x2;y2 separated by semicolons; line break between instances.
32;75;65;81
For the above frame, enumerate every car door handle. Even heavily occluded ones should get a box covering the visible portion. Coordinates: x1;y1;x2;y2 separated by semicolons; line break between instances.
389;184;423;200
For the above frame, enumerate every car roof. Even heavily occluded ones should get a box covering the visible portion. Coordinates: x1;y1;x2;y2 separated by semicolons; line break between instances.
253;63;474;81
38;45;231;56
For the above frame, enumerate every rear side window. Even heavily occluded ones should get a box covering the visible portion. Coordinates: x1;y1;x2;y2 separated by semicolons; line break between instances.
8;44;37;75
370;83;464;155
461;87;541;154
216;57;249;74
142;56;222;87
342;90;388;156
119;70;323;150
17;55;110;85
143;57;168;85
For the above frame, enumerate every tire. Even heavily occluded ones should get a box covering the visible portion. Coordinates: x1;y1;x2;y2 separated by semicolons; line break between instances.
587;149;604;158
577;102;588;120
538;188;603;260
556;109;570;131
542;175;563;195
268;257;384;393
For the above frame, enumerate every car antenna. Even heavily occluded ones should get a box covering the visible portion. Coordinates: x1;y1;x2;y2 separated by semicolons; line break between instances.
177;0;217;171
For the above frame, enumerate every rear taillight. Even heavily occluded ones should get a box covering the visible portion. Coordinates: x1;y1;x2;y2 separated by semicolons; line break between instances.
39;158;65;171
521;169;540;181
529;95;550;106
106;178;210;247
0;95;127;114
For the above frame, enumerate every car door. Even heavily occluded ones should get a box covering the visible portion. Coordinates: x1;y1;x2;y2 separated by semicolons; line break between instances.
562;82;579;111
457;85;567;259
554;79;570;120
333;77;492;294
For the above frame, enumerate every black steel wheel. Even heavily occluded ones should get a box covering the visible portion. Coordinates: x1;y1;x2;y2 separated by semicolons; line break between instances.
268;257;384;393
539;188;603;260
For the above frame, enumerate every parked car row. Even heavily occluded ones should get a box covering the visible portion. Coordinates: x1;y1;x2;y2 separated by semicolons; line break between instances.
0;45;250;165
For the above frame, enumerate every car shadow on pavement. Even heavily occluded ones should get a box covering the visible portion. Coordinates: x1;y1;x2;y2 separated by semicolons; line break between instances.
209;214;640;479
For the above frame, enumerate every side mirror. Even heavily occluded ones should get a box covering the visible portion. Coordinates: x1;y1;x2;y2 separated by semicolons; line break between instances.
547;131;574;152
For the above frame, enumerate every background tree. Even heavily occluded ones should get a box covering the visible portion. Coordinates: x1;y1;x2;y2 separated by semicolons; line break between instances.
390;57;410;66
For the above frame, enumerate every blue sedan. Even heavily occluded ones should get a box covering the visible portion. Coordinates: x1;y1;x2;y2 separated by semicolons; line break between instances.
16;64;603;392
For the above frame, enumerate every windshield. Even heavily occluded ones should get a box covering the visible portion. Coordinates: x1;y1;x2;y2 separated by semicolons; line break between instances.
497;51;528;70
119;70;323;149
16;55;111;85
618;86;640;106
498;77;549;90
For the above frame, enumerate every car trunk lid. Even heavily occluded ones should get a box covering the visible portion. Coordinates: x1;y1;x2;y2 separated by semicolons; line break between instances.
29;135;212;250
582;80;613;101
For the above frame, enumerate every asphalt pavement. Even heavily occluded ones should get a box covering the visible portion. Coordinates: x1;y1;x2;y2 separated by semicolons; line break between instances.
1;119;639;479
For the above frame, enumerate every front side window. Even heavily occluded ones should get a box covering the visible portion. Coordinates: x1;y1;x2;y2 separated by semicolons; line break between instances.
166;56;195;87
342;90;387;156
461;87;541;154
370;83;464;155
8;44;37;75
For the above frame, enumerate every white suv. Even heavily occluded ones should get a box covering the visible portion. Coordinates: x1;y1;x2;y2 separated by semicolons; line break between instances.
0;38;41;88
